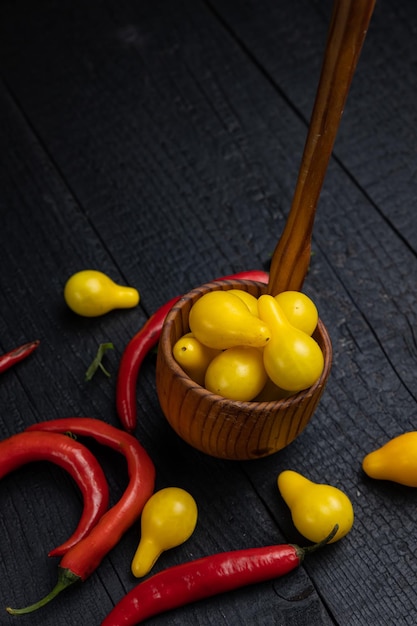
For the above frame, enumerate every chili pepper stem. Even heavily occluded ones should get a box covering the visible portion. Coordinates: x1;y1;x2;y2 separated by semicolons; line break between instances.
289;524;339;565
302;524;339;555
6;568;80;615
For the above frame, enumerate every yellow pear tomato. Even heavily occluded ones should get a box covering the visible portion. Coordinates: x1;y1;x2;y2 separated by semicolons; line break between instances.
274;291;318;335
131;487;198;578
188;291;270;350
278;470;354;543
258;295;323;392
204;346;268;401
64;270;139;317
363;432;417;487
172;333;219;386
228;289;259;316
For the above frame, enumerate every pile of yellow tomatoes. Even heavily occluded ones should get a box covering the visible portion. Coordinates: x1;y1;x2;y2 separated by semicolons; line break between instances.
172;288;324;402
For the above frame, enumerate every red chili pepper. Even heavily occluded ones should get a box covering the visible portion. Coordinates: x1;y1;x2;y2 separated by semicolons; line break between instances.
217;270;269;284
116;270;269;432
0;430;109;557
100;527;337;626
0;340;40;374
6;417;155;615
116;295;181;433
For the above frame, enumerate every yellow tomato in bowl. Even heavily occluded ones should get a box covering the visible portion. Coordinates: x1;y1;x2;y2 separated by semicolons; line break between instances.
204;346;268;401
274;291;318;335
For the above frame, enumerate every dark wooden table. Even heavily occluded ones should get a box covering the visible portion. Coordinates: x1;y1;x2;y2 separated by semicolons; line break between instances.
1;0;416;624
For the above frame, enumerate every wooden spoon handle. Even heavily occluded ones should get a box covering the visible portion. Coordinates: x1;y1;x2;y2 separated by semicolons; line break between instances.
267;0;376;295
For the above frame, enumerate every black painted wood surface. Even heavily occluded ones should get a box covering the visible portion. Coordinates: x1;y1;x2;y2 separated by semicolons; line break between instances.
0;0;416;624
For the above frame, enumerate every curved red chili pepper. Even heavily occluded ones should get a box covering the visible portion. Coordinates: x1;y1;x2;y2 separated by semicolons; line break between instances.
0;340;40;374
100;527;337;626
116;295;181;433
116;270;269;432
6;417;156;615
0;430;109;557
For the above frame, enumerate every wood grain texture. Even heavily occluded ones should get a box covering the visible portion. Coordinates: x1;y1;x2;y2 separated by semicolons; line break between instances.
0;0;416;624
267;0;376;294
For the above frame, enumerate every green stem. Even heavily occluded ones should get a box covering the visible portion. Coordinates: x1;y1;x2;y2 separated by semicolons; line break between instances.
303;524;339;555
85;342;114;381
6;568;81;615
295;524;339;564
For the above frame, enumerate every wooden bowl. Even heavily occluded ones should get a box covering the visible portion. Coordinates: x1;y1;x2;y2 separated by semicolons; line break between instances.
156;279;332;460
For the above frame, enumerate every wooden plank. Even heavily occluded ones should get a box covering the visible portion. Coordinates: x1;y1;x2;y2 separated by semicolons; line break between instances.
0;3;335;623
